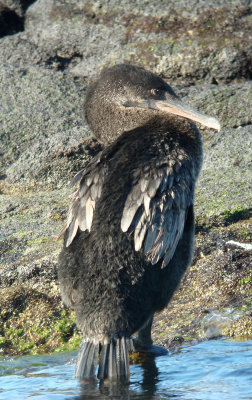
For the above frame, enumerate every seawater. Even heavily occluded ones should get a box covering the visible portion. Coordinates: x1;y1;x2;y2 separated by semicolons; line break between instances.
0;338;251;400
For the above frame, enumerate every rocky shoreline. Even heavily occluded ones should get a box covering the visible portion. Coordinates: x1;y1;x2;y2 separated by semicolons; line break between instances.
0;0;251;355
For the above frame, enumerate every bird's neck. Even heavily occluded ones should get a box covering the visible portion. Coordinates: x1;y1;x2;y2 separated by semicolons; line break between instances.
124;114;203;181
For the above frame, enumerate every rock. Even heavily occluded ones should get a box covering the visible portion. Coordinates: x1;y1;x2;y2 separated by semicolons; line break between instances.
226;240;252;250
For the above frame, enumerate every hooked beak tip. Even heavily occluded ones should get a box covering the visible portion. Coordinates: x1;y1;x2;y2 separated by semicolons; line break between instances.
149;98;221;132
205;117;221;132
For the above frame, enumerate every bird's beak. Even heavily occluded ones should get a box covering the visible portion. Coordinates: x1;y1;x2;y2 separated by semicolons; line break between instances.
148;97;221;131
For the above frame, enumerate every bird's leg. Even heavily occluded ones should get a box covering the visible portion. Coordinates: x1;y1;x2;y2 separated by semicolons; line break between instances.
134;316;154;351
133;315;168;356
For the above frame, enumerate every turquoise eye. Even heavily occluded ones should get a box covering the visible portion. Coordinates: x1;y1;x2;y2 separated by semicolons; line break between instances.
151;88;162;96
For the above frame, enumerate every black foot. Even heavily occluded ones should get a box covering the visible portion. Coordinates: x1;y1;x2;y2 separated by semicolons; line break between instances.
133;339;169;356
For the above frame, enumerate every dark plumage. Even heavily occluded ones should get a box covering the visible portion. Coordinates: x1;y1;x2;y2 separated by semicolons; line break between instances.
57;64;220;382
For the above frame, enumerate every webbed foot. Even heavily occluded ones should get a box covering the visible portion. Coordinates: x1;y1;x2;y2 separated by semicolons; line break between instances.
133;338;169;356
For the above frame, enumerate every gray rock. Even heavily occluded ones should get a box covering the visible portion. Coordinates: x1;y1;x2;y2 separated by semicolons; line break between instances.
6;129;102;187
0;65;87;172
196;125;252;215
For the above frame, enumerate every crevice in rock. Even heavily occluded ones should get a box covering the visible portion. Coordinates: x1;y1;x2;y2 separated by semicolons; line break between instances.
233;122;252;129
0;4;24;37
0;0;36;38
45;54;83;71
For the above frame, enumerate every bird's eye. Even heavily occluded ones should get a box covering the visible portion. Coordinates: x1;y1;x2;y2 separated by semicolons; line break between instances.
151;88;162;96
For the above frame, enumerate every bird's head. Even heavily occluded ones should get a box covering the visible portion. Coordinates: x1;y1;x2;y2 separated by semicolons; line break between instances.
84;64;220;144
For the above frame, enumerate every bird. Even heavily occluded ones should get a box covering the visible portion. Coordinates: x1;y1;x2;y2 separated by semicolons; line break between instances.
57;64;220;382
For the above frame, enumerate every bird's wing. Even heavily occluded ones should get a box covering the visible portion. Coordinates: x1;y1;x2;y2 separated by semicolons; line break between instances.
61;144;194;266
61;152;107;247
120;161;194;268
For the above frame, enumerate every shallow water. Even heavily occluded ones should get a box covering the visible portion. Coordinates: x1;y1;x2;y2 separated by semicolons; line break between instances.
0;338;251;400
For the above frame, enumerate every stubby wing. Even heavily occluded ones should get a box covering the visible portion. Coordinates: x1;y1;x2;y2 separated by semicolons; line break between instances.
121;161;194;268
61;153;106;247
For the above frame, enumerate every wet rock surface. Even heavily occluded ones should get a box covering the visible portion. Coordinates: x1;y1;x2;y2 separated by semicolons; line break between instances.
0;0;251;355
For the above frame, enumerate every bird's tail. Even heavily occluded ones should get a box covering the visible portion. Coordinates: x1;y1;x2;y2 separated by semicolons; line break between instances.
75;337;134;382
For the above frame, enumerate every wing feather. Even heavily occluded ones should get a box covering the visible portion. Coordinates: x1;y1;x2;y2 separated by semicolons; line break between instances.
66;216;79;247
143;193;151;215
121;161;193;268
61;153;106;247
78;206;87;231
134;214;148;251
121;193;144;232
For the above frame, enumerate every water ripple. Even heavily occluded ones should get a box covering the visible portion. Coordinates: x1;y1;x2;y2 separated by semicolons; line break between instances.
0;338;251;400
